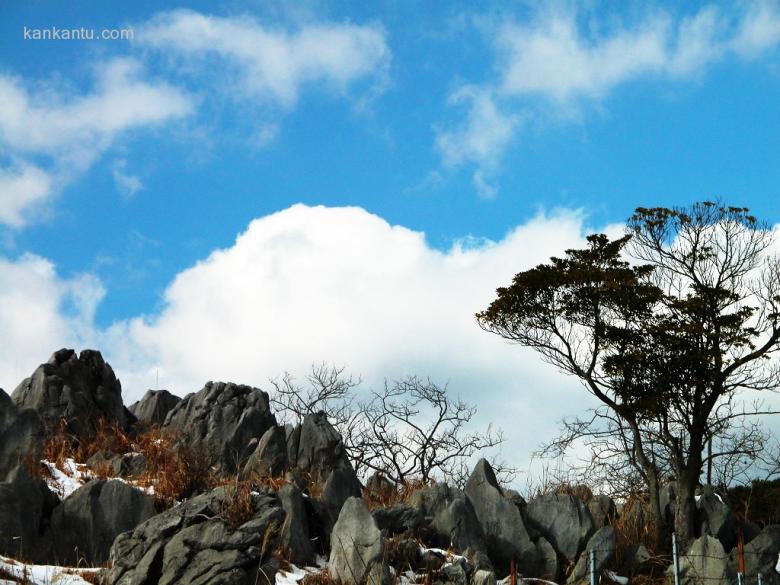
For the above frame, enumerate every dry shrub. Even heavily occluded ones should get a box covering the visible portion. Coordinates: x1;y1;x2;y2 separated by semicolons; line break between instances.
610;493;671;580
135;427;215;508
301;569;338;585
41;417;131;469
220;479;256;528
551;482;594;502
363;478;432;510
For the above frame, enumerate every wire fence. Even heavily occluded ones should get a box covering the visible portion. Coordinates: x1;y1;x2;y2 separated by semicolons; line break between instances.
507;532;775;585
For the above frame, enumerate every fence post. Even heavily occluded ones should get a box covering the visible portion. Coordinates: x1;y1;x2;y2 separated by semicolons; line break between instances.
758;572;763;585
589;549;596;585
737;573;744;585
672;532;681;585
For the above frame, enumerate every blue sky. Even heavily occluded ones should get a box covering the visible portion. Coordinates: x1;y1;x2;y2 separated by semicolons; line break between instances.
2;0;780;474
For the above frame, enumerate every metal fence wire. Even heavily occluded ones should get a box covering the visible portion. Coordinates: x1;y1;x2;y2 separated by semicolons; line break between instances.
508;532;774;585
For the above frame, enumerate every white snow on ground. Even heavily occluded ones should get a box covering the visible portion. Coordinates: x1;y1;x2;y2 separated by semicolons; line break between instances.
0;555;101;584
41;458;156;500
41;459;88;499
275;563;323;585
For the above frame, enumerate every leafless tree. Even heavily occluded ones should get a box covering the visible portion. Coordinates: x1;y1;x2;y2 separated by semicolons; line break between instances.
268;366;514;486
268;362;360;428
346;376;511;485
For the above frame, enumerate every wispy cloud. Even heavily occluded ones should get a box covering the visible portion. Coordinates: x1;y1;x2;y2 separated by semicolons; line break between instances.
436;1;780;197
112;160;144;199
137;10;391;108
0;58;192;227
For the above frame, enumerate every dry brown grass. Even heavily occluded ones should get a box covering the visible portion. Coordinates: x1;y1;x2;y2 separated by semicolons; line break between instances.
362;478;432;510
134;427;216;508
220;479;256;528
41;418;131;471
301;569;338;585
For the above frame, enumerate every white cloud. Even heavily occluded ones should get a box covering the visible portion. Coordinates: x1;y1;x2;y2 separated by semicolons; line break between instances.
112;160;143;199
438;1;780;196
0;58;192;227
435;86;520;196
91;204;598;468
0;254;103;392
0;162;53;227
138;10;390;108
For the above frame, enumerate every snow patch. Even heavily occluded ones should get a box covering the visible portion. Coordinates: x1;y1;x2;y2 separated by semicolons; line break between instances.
0;555;101;585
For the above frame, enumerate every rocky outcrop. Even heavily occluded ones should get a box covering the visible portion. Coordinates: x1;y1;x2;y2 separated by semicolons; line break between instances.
329;497;388;585
278;483;316;566
696;487;738;551
51;479;157;565
588;494;617;529
0;389;43;481
0;466;58;563
568;526;615;584
675;535;729;585
525;493;595;563
409;482;486;555
728;525;780;585
12;349;133;435
288;412;362;524
109;485;285;585
290;411;353;476
242;425;288;478
163;381;277;473
129;389;181;426
464;459;537;575
372;504;426;536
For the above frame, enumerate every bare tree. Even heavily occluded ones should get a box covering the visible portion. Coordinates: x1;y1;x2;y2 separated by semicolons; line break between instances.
268;362;360;428
346;376;511;486
268;366;514;486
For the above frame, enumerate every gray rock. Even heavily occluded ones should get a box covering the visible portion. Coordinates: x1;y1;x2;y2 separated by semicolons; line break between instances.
163;381;277;473
129;389;181;426
443;561;468;585
464;459;537;575
621;543;651;575
660;482;676;524
410;482;486;554
535;537;558;581
86;450;147;478
728;525;780;585
525;493;595;563
322;466;363;528
0;389;43;481
588;494;617;528
279;483;315;566
242;425;288;478
12;349;133;435
372;504;426;535
329;497;389;585
472;570;496;585
109;486;285;585
0;466;58;563
569;526;615;584
295;412;352;477
696;487;738;552
51;478;157;565
673;535;729;585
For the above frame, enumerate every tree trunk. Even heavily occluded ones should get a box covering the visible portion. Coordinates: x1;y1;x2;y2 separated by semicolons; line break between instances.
646;471;665;548
674;470;698;549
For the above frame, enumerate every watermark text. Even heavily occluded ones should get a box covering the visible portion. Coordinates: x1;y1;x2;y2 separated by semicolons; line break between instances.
23;26;134;41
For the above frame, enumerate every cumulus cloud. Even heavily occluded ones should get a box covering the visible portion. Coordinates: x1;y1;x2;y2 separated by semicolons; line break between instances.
137;10;391;108
0;58;192;227
89;204;599;466
0;254;103;392
438;1;780;195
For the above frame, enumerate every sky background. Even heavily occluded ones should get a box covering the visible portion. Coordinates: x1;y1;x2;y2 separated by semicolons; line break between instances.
2;0;780;484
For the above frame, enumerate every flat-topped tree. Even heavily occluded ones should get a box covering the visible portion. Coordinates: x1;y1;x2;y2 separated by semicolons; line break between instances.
477;202;780;547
